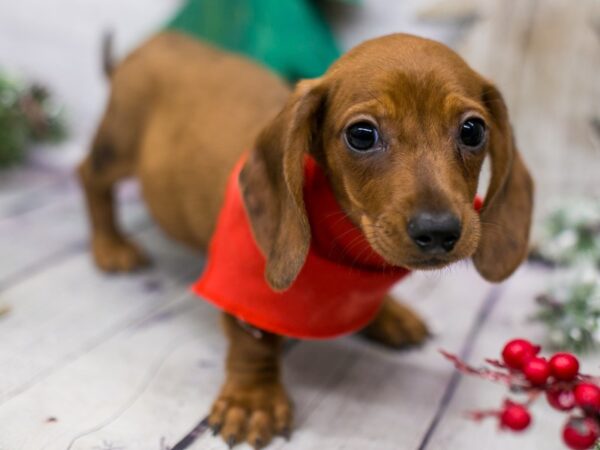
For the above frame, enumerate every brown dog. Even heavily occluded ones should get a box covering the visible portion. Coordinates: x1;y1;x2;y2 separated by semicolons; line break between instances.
79;32;533;448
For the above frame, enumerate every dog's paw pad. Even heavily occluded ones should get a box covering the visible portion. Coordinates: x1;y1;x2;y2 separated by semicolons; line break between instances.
208;382;292;448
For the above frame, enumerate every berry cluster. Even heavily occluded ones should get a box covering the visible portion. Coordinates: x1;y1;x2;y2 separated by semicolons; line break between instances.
442;339;600;449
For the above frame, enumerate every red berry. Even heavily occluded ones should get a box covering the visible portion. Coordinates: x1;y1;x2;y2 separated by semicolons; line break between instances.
500;402;531;432
550;353;580;381
523;357;551;385
563;417;600;450
502;339;540;370
546;385;576;411
574;383;600;412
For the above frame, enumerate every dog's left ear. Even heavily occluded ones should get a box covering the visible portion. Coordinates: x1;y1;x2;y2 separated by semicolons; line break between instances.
473;82;534;282
239;78;326;291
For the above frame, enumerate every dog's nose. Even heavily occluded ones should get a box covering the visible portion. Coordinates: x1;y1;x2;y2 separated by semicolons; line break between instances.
407;212;461;254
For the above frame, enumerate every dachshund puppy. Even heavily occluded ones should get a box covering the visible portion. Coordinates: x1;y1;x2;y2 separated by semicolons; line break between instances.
79;32;533;448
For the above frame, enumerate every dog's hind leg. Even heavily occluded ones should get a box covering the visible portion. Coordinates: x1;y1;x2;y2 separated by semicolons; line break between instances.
78;113;149;272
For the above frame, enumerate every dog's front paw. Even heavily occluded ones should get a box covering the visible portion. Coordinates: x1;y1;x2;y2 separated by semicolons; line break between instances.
92;234;150;272
361;297;429;348
208;380;292;449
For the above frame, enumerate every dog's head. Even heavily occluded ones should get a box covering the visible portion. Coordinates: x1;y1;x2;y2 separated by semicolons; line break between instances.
240;34;534;291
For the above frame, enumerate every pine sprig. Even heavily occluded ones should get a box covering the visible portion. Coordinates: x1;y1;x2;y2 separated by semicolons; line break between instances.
535;197;600;268
534;266;600;352
0;72;66;167
533;198;600;352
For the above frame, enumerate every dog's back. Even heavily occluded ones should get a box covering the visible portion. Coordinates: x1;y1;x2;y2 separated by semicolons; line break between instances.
81;32;290;261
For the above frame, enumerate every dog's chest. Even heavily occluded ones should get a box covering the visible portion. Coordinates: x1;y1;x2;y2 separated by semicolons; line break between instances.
192;156;409;339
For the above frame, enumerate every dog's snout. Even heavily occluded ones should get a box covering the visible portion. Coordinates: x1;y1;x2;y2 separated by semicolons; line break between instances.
407;212;461;254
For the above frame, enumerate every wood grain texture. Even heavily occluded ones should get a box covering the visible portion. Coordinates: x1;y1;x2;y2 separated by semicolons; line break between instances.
2;296;219;450
0;243;197;393
1;1;598;449
0;179;146;290
0;167;68;220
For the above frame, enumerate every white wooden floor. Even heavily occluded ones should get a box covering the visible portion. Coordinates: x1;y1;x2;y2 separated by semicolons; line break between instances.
1;0;599;449
2;165;596;450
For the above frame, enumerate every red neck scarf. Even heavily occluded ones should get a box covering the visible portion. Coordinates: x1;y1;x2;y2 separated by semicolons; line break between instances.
193;156;409;339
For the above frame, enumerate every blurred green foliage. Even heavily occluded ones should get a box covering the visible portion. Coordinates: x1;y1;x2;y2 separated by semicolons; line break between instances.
0;74;66;167
534;197;600;352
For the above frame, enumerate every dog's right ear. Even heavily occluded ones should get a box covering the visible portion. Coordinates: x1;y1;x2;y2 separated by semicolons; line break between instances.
239;78;326;292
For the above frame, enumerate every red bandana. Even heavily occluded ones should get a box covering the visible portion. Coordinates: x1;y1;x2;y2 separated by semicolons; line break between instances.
193;156;481;339
192;155;410;339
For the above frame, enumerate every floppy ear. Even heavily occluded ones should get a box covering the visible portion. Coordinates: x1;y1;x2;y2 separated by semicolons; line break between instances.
239;78;326;291
473;82;534;282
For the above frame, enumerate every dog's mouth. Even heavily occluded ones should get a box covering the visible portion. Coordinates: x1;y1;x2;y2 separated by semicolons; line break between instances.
404;257;454;270
363;229;466;270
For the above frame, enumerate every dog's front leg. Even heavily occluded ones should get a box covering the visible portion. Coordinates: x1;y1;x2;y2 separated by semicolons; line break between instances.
361;295;429;349
209;313;291;448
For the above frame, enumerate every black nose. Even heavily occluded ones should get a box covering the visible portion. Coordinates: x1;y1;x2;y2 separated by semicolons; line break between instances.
407;212;462;254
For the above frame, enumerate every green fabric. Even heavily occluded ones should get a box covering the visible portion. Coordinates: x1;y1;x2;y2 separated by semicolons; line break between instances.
166;0;343;81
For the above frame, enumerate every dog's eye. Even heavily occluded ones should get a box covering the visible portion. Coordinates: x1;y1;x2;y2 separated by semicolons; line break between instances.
459;118;486;149
345;122;380;152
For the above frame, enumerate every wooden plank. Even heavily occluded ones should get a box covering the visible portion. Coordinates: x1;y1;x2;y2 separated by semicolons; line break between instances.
0;170;210;450
0;294;221;450
0;166;69;220
0;260;493;450
425;265;600;450
0;177;147;288
0;206;216;450
0;225;200;406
